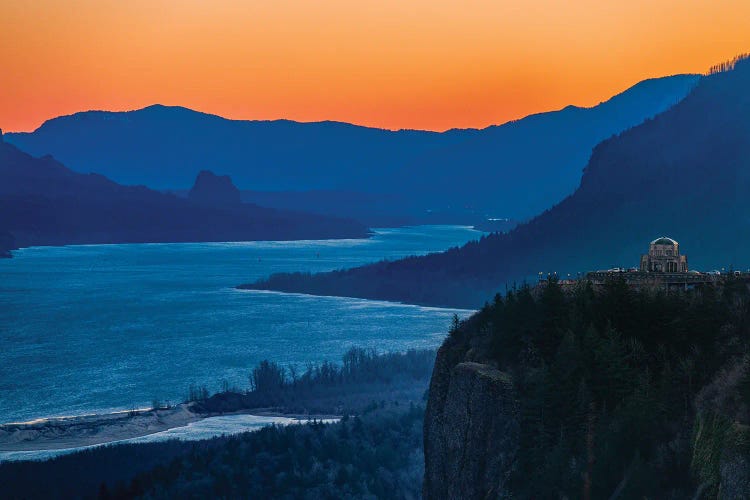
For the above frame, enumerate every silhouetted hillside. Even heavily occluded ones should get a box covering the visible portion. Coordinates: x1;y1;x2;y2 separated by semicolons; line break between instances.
398;74;699;219
6;75;697;222
0;141;367;255
243;57;750;308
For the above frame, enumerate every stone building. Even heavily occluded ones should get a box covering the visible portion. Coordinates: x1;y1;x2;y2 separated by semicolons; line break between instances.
639;237;688;273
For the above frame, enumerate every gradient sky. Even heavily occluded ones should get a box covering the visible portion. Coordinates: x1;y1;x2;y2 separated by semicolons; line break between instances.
2;0;750;132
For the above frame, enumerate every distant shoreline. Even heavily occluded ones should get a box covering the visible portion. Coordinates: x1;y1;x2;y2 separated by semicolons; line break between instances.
0;230;376;260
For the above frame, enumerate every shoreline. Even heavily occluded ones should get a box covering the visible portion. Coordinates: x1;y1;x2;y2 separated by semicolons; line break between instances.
0;231;373;260
0;403;339;454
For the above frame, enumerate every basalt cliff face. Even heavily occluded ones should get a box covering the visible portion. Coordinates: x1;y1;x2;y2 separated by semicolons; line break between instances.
424;277;750;498
423;322;519;499
188;170;242;206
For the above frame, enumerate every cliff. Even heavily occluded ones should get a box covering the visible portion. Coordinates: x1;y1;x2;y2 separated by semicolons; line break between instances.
693;357;750;498
424;317;519;499
423;278;750;498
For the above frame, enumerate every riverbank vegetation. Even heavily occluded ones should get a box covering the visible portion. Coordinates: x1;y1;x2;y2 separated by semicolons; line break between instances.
191;347;435;415
0;349;434;499
126;404;424;499
1;404;425;499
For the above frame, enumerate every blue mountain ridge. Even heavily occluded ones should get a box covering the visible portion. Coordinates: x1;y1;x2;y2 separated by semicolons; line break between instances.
242;58;750;308
0;138;368;256
6;74;698;222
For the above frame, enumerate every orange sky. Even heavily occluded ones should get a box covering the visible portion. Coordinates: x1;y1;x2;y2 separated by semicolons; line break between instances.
1;0;750;132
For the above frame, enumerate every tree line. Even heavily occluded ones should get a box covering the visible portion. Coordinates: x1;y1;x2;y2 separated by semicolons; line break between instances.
452;276;750;497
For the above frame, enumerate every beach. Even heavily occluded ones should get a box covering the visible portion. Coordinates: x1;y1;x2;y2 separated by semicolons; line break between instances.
0;404;339;457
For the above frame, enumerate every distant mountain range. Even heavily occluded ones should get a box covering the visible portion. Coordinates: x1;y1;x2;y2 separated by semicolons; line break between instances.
5;75;698;224
242;57;750;308
0;138;367;257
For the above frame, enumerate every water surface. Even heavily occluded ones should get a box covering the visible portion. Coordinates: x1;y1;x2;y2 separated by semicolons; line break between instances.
0;226;481;423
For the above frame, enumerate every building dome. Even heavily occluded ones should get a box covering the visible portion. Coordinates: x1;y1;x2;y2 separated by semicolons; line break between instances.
641;237;687;273
651;237;678;246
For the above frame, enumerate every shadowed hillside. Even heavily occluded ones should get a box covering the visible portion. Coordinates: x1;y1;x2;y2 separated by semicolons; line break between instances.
6;75;697;223
397;74;700;219
0;140;367;255
243;57;750;308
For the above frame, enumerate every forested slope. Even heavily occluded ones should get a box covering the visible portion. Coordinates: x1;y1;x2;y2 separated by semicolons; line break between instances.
424;277;750;498
245;56;750;308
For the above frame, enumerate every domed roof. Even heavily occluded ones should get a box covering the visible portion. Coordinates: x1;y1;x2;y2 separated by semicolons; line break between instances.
651;237;678;246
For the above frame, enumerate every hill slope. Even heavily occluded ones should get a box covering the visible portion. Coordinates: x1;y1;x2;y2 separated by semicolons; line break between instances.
397;74;699;218
0;139;367;256
243;58;750;308
5;75;697;222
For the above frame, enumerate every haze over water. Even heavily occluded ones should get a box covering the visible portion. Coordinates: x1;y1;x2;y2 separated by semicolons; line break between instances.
0;226;481;423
